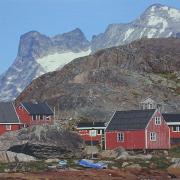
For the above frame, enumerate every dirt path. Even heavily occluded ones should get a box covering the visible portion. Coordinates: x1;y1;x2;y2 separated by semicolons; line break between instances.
0;169;171;180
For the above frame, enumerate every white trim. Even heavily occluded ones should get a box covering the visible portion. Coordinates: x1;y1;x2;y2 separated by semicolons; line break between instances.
105;111;116;131
167;122;180;125
12;102;21;124
20;103;31;115
5;124;12;130
145;129;148;149
45;102;54;116
0;123;22;125
145;109;157;129
117;132;124;142
155;116;161;125
77;127;106;129
169;127;171;149
150;132;157;141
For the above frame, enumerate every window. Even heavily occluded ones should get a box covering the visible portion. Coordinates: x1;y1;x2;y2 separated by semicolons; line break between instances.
150;132;157;141
46;116;50;120
39;115;43;120
5;125;11;131
19;106;23;110
149;104;153;109
155;117;161;125
97;129;101;135
172;126;180;132
117;132;124;142
32;115;37;121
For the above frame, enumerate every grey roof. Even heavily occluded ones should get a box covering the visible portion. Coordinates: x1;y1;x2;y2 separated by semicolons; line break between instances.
106;109;156;131
162;114;180;123
0;102;20;124
22;102;53;115
77;122;106;128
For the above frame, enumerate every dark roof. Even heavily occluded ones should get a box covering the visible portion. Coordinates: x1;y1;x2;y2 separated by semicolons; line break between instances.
106;109;156;131
162;114;180;123
22;102;53;115
0;102;20;124
77;122;106;128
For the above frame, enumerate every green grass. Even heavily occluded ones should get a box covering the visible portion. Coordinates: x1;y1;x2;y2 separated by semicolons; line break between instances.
150;156;171;169
169;146;180;158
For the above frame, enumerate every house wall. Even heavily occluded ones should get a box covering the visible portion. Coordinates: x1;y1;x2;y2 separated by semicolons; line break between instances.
16;106;53;126
77;129;102;143
169;126;180;138
146;111;170;149
0;124;20;135
105;130;145;150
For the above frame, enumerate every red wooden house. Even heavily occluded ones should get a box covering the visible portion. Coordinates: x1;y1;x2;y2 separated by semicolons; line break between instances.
162;114;180;145
105;109;170;150
0;102;21;135
16;102;54;127
76;122;106;149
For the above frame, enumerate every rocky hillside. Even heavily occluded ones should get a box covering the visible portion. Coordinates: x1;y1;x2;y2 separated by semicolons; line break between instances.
0;28;90;101
16;38;180;122
91;4;180;52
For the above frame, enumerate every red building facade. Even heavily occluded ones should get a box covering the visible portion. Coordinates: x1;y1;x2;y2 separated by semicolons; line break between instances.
105;109;170;150
76;122;106;148
16;102;54;127
162;114;180;145
0;102;21;135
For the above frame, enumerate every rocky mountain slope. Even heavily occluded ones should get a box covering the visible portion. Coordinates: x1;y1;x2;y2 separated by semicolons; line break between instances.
91;4;180;52
0;29;90;101
1;3;180;101
16;38;180;122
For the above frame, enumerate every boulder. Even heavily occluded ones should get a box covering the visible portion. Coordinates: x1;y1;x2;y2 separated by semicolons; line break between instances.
125;164;142;170
0;125;85;159
0;151;36;163
99;147;129;159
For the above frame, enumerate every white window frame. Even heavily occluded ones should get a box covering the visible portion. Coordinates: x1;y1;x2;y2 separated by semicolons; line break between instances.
150;132;156;141
155;116;161;125
19;106;23;110
5;125;11;131
46;115;50;120
172;126;180;132
32;115;37;121
117;132;124;142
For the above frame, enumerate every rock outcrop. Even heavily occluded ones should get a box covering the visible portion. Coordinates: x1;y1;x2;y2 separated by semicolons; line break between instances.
0;125;85;159
0;151;36;163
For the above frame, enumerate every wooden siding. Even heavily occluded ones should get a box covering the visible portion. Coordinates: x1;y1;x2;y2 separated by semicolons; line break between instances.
16;106;53;126
105;130;145;150
78;129;102;143
169;126;180;138
146;111;170;149
0;124;20;135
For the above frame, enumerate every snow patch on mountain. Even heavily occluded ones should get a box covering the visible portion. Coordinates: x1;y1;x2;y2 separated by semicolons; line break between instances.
36;49;91;72
168;8;180;19
123;28;134;41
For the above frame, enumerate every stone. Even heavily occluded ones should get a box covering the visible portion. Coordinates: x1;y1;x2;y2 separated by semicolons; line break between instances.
45;158;60;163
0;151;36;163
125;164;142;170
122;162;129;168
